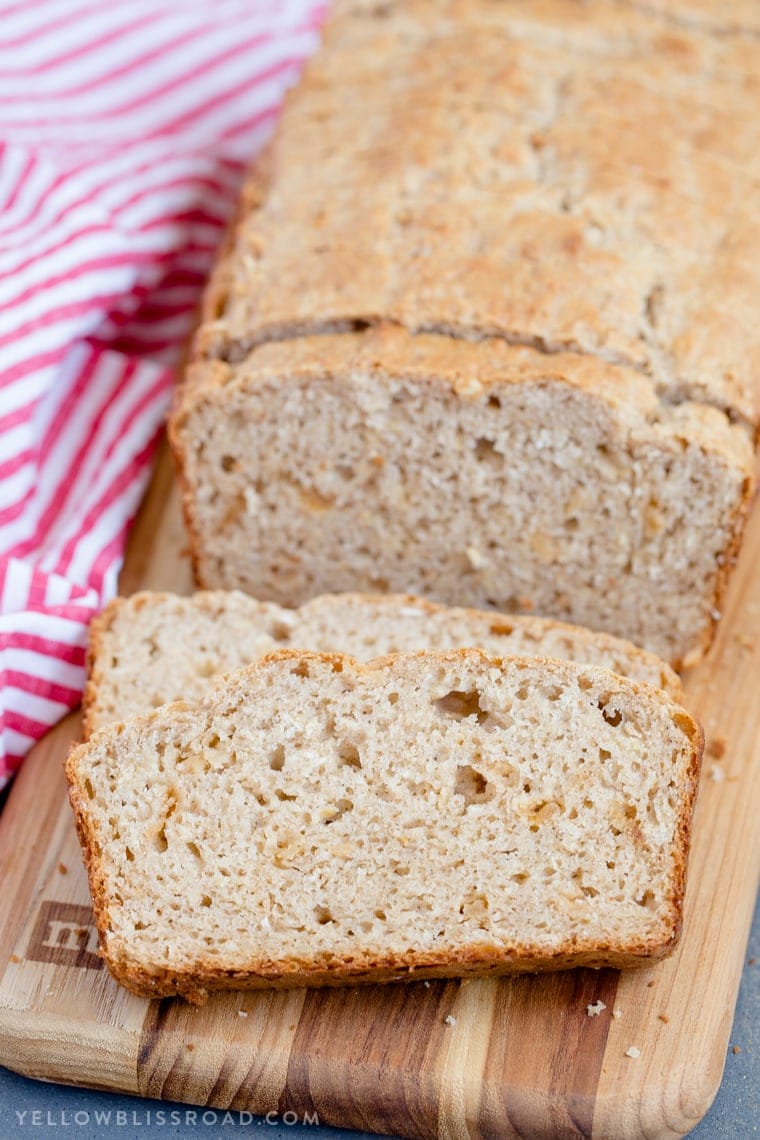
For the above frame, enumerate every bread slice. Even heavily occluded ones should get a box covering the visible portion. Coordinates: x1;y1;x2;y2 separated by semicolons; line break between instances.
67;649;702;1003
84;589;682;735
171;330;754;667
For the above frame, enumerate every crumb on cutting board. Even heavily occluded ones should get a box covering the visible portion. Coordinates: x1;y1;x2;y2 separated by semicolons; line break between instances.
587;1000;606;1017
625;1046;641;1059
444;1015;457;1027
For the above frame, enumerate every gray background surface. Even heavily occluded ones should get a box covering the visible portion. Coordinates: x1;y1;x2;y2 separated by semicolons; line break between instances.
1;896;756;1140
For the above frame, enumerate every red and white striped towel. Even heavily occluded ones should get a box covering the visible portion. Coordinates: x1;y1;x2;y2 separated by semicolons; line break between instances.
0;0;325;785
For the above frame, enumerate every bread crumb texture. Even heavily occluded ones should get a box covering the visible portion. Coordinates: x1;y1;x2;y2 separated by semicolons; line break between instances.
85;590;681;735
174;335;754;668
67;649;702;1002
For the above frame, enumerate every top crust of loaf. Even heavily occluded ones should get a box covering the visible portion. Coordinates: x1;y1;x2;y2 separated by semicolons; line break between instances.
193;0;760;426
82;588;683;736
67;648;703;1003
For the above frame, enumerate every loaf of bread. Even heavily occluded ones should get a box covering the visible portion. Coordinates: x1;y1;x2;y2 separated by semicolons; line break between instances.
84;589;682;734
67;649;702;1002
170;0;758;667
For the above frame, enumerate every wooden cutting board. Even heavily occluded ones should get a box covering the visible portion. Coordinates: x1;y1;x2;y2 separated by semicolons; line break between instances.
1;446;758;1139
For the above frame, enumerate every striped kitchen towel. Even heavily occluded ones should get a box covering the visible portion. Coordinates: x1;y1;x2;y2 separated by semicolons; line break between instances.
0;0;325;784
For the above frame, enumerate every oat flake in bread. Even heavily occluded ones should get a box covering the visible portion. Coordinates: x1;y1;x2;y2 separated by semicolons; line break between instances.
67;649;702;1003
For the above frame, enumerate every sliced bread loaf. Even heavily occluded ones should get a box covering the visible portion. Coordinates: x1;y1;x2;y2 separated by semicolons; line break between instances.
67;649;702;1003
171;0;759;667
84;589;682;734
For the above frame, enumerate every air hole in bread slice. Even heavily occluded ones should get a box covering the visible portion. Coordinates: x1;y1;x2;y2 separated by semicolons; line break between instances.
598;700;623;727
474;437;500;464
153;792;177;853
435;689;489;723
454;764;493;807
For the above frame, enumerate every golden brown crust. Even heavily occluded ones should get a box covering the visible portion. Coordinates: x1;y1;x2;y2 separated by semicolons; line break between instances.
688;472;758;668
103;939;679;1007
189;0;760;425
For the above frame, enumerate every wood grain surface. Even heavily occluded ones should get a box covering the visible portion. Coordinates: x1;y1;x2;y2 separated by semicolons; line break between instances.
0;446;758;1139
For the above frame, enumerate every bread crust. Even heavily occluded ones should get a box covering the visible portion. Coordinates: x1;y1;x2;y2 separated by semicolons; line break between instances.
96;940;681;1007
67;648;704;1005
188;0;760;426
